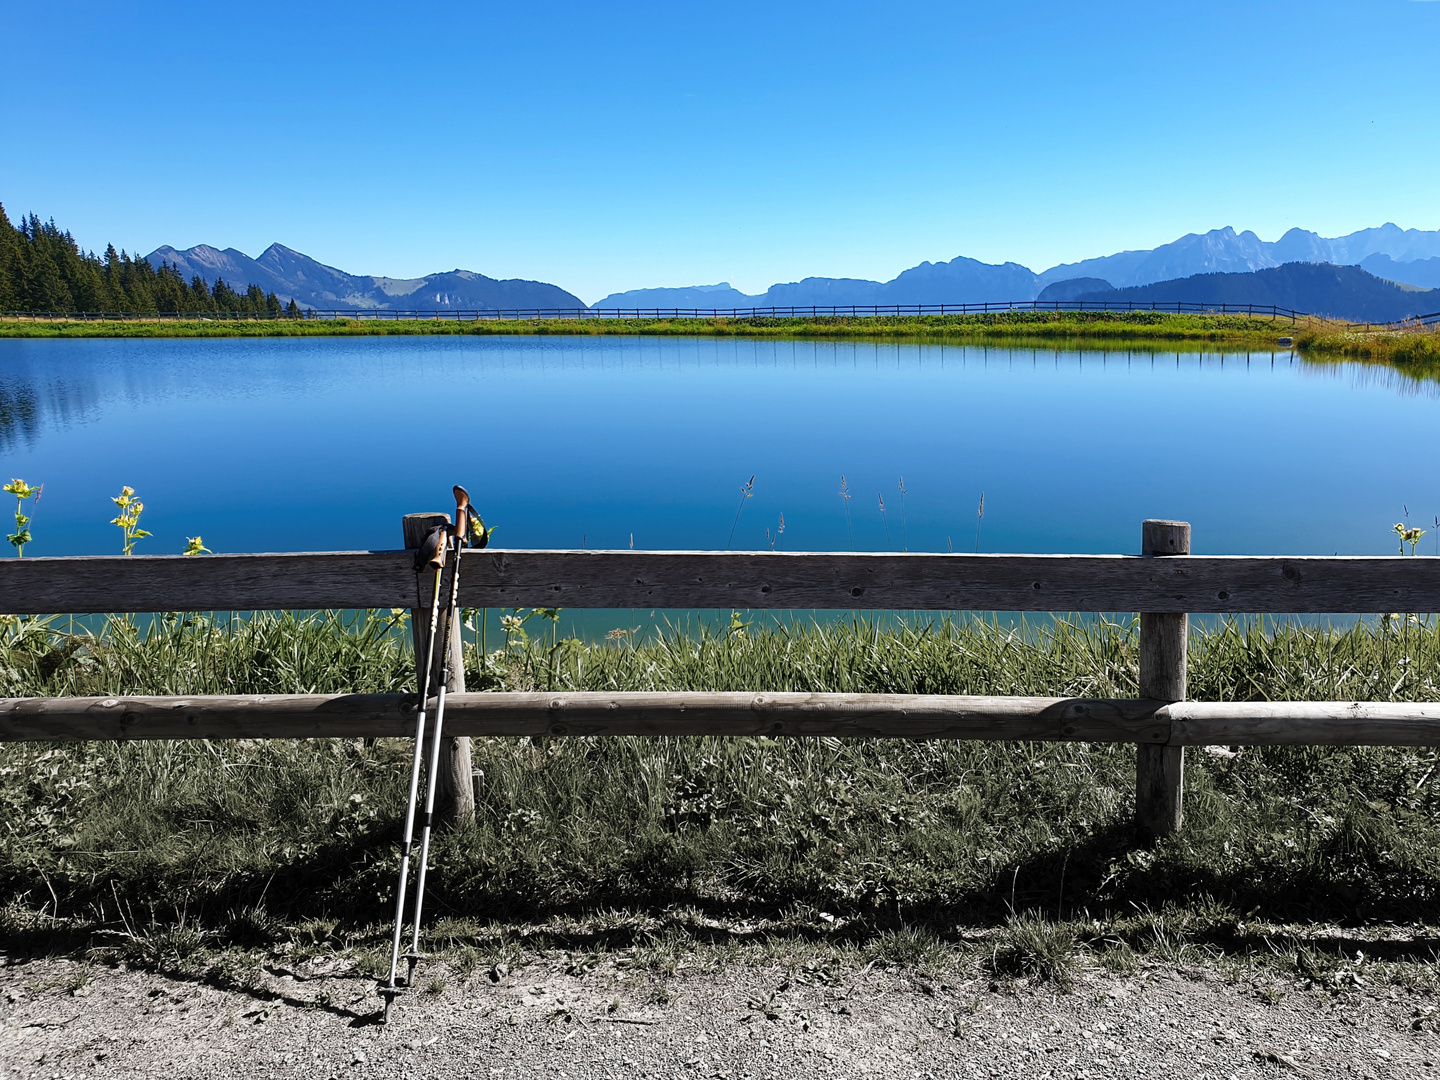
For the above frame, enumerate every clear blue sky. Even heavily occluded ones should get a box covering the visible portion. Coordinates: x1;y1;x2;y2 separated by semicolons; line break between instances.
2;0;1436;303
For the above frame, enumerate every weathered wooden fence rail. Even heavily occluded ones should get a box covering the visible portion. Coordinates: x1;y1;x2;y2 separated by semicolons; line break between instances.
4;518;1439;840
6;693;1439;747
5;549;1440;615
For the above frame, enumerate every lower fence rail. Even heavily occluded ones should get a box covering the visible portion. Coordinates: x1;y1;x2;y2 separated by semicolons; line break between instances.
4;691;1437;747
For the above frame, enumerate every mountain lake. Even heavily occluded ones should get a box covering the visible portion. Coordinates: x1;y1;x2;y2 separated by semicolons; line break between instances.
1;333;1436;633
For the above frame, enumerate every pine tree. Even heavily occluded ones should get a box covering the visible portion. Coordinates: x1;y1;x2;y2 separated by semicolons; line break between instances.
100;244;126;311
151;262;189;313
212;277;240;312
115;251;154;313
0;204;20;311
0;205;281;314
18;217;75;311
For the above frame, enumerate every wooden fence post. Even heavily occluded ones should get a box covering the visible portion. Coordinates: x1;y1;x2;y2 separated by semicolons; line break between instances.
402;513;476;827
1136;519;1189;840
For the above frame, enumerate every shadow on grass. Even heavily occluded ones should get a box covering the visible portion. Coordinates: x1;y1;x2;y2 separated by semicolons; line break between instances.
6;803;1440;978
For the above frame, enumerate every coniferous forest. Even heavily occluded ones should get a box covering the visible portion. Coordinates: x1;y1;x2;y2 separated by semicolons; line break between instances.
0;203;297;316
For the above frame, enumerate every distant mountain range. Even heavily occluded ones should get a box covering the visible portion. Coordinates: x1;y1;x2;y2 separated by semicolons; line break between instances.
592;224;1440;315
145;242;584;311
1358;254;1440;290
1052;263;1440;324
148;222;1440;322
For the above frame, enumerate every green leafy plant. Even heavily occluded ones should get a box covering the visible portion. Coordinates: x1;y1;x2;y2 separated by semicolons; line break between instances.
499;610;530;649
3;478;40;557
110;486;151;555
183;536;212;556
1394;522;1426;555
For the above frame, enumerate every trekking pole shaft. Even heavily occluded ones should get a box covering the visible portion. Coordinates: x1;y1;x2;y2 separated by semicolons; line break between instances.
409;538;466;953
384;563;445;990
409;680;448;957
384;697;428;986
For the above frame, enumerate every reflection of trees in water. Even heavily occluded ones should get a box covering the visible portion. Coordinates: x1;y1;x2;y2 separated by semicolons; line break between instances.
0;383;39;450
1296;354;1440;400
0;377;99;451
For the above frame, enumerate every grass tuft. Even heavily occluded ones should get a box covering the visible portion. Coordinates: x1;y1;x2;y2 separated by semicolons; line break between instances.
986;913;1081;990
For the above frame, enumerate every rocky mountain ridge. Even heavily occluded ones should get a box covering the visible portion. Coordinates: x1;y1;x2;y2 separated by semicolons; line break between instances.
145;242;585;311
592;224;1440;310
1065;263;1440;324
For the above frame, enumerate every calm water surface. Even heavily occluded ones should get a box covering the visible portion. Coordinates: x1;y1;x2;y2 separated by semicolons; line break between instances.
0;335;1435;561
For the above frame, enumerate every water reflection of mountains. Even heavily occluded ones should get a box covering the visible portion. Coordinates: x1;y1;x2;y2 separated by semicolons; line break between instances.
1;344;1435;455
0;378;99;451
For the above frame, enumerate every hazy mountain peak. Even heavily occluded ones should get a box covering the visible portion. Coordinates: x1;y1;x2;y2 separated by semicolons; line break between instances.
147;243;584;311
591;282;762;308
1065;262;1440;322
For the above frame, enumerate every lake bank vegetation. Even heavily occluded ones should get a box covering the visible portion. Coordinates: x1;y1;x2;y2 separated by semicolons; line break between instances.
1295;322;1440;366
0;309;1307;346
3;611;1439;991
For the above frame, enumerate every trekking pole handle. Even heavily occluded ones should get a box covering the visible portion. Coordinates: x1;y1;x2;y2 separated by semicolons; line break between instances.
416;525;448;573
453;485;474;546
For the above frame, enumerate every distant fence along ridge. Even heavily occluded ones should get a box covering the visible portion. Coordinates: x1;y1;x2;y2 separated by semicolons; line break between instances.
1;300;1317;321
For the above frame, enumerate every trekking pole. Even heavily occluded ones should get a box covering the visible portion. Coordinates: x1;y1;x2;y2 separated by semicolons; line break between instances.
378;515;451;1023
404;487;480;984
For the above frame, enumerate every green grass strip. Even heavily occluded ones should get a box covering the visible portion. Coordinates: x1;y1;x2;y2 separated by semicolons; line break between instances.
0;310;1301;344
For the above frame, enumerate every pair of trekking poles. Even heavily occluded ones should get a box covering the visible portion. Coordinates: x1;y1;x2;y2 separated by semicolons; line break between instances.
379;485;487;1024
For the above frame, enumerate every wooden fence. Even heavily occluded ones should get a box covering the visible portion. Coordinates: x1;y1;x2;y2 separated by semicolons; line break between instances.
4;518;1440;840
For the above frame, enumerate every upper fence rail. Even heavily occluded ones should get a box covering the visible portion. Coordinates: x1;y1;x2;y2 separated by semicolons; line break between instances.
4;549;1440;616
0;300;1312;322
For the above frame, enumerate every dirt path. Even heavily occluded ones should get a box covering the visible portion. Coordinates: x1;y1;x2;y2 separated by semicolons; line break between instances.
1;955;1436;1079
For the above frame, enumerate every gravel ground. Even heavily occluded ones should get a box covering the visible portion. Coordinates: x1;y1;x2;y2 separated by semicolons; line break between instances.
2;954;1437;1080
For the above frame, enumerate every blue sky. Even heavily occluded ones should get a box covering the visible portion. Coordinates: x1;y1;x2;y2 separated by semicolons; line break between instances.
2;0;1436;303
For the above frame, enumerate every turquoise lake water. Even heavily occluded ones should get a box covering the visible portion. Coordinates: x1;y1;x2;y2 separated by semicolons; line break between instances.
0;335;1436;565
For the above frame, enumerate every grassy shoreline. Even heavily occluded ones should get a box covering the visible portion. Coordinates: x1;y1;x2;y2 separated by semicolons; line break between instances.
8;311;1437;371
0;309;1305;344
1295;323;1440;366
3;612;1439;990
12;310;1439;385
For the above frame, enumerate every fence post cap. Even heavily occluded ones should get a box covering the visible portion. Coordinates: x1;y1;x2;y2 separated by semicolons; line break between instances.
1141;520;1191;556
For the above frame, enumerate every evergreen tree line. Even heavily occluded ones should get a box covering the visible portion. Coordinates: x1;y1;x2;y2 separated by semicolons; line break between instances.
0;203;300;316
